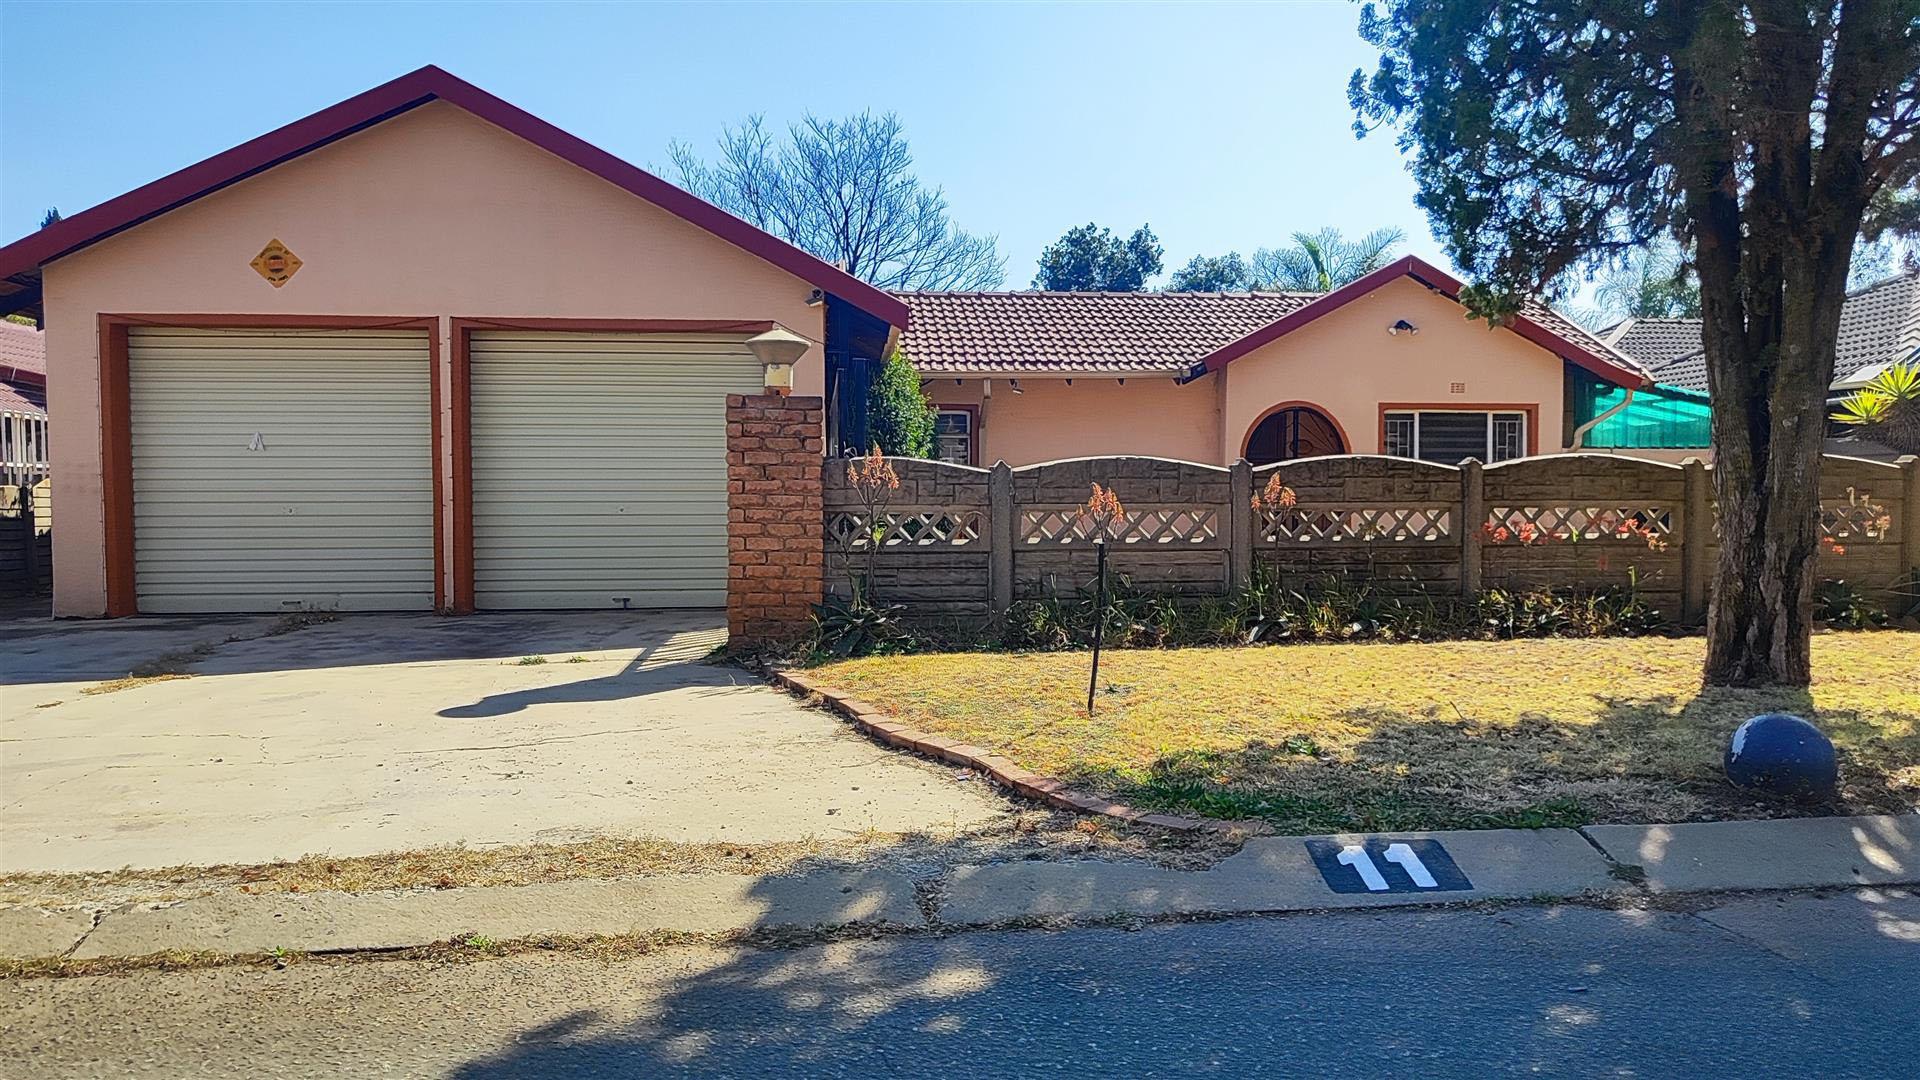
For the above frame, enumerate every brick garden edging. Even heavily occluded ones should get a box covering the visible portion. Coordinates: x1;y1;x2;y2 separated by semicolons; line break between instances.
771;669;1268;836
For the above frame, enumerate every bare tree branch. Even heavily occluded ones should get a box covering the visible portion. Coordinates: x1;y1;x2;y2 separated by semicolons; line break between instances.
670;111;1006;291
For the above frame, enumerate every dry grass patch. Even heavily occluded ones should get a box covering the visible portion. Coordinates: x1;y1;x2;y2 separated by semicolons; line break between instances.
0;811;1234;909
79;672;194;696
810;632;1920;832
75;611;337;696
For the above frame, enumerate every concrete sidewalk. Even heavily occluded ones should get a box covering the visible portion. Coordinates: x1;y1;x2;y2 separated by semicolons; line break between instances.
7;814;1914;963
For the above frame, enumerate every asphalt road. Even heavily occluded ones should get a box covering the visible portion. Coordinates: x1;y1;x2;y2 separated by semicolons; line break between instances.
5;889;1917;1078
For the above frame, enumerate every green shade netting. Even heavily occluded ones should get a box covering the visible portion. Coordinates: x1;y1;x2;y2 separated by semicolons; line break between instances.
1574;381;1714;449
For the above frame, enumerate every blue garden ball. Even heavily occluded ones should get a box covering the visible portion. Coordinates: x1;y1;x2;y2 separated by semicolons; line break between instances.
1725;713;1838;801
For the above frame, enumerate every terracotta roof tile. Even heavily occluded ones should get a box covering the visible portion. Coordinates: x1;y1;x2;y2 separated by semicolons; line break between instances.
0;321;45;379
0;381;44;415
1525;302;1647;376
0;321;46;417
896;285;1640;384
895;291;1317;374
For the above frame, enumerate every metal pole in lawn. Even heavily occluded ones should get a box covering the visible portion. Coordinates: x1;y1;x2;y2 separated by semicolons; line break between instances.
1087;536;1107;713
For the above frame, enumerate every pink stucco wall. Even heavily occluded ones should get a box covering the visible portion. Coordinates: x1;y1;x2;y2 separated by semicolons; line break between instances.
1222;277;1567;458
923;376;1220;467
43;102;828;616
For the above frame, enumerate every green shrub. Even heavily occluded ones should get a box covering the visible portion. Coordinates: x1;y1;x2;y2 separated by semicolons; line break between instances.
866;351;935;458
806;595;919;660
808;568;1671;659
1814;579;1889;630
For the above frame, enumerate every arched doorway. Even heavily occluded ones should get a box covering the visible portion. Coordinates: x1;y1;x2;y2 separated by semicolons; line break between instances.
1244;404;1346;465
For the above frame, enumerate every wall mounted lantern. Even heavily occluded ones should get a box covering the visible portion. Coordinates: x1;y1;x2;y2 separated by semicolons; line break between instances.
746;326;811;395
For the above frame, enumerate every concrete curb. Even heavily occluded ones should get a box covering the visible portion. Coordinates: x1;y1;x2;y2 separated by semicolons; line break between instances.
942;827;1618;925
6;868;923;962
0;907;95;960
770;669;1270;836
7;816;1914;963
6;829;1614;962
1581;814;1920;893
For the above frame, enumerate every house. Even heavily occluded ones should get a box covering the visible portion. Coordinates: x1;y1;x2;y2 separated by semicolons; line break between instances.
0;66;905;618
894;260;1651;468
1604;270;1920;397
1598;269;1920;459
0;320;48;487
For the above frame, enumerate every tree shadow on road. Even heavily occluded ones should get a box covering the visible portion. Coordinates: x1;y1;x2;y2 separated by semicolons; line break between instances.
440;888;1920;1078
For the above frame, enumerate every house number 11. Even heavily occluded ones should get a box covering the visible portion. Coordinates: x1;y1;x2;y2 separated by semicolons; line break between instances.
1336;842;1439;891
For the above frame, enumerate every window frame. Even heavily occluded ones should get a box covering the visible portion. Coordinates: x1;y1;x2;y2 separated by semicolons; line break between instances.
931;405;978;467
1377;404;1537;463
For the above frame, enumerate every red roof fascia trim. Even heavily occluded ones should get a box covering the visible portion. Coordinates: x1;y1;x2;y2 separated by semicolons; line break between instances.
0;66;909;331
1;365;47;387
1196;257;1423;373
0;73;439;276
422;70;907;330
1197;255;1647;387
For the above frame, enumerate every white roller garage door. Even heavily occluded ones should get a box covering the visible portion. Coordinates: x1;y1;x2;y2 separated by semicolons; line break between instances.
128;327;435;613
469;330;766;609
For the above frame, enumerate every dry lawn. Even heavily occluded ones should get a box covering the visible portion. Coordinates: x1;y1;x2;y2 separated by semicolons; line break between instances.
811;632;1920;833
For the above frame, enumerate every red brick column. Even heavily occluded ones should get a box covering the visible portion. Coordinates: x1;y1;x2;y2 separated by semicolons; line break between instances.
727;394;825;645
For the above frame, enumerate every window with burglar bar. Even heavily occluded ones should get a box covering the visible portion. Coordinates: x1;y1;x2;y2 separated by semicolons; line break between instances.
933;409;974;466
1;409;49;486
1382;409;1527;463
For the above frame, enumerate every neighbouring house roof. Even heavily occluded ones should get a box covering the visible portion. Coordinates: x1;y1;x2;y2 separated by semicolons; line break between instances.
1599;317;1706;369
0;321;47;416
897;256;1649;387
0;66;908;332
896;291;1317;374
1618;271;1920;394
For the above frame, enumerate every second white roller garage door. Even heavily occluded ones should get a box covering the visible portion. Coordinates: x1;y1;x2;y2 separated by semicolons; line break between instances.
469;331;767;609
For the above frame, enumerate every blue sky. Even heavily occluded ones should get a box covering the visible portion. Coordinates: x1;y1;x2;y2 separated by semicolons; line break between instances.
0;0;1447;286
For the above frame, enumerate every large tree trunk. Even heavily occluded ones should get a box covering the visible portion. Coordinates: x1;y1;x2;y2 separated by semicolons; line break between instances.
1701;351;1826;687
1679;2;1879;688
1699;234;1856;686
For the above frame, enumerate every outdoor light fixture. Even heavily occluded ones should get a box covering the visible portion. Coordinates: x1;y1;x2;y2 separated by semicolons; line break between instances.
1008;378;1024;394
746;326;810;395
1388;319;1419;336
804;288;826;307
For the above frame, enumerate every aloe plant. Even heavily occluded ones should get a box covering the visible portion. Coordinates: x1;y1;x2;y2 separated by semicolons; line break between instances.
1830;361;1920;453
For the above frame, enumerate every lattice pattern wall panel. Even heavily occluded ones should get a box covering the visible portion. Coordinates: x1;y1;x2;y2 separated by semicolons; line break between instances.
1819;500;1897;542
1484;505;1674;542
1261;505;1453;545
1021;507;1220;547
829;509;984;549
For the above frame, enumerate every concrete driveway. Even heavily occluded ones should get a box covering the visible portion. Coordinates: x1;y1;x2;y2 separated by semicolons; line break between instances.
0;611;1011;873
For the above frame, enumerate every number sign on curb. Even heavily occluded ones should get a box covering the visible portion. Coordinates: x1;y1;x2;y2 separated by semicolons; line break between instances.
1304;838;1473;894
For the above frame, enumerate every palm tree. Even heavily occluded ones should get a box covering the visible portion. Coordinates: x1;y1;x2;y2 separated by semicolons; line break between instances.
1251;227;1407;292
1594;239;1701;320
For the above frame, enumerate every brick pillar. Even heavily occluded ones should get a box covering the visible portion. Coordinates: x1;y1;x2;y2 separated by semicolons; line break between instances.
727;394;825;645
